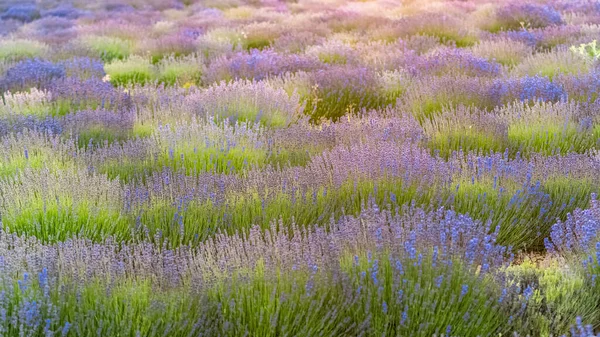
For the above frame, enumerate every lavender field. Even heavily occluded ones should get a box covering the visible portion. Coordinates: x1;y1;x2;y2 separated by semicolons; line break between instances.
3;0;600;336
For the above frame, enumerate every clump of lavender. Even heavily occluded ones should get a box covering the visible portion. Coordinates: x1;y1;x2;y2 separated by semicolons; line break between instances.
487;3;564;32
59;57;105;80
0;167;126;242
188;79;302;127
203;49;321;84
546;194;600;255
470;38;533;67
513;50;592;80
400;75;495;121
61;109;136;148
303;66;396;121
41;4;87;19
0;59;65;92
413;48;502;77
489;75;567;106
0;203;520;336
1;4;40;22
1;0;600;334
48;77;133;114
27;16;76;45
394;13;479;47
136;32;198;64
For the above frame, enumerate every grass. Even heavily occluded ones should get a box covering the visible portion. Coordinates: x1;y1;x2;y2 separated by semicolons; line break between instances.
0;275;217;337
2;200;129;242
213;96;291;128
0;89;51;117
74;120;154;148
0;147;74;177
449;174;594;250
76;125;131;148
470;38;532;67
0;132;77;178
2;153;593;251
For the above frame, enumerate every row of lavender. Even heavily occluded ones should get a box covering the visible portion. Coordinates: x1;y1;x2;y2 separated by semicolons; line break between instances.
2;0;600;336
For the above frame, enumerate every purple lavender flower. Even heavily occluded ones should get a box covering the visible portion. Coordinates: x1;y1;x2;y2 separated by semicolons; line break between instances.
494;3;563;31
1;4;40;22
490;75;567;106
0;59;65;92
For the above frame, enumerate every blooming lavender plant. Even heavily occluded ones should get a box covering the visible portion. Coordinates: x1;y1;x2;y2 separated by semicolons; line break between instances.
0;59;65;92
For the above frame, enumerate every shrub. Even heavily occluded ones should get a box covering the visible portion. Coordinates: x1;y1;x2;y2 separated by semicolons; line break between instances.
395;13;479;47
471;38;533;66
81;35;132;62
513;50;592;80
485;3;563;32
400;75;494;122
104;56;154;87
189;80;302;127
0;168;127;242
304;67;396;121
0;39;49;62
489;75;567;106
204;49;320;84
0;59;65;92
1;4;40;22
156;54;204;87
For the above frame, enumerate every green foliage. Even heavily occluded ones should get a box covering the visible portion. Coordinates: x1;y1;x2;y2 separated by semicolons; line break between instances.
157;56;203;87
104;56;154;86
507;121;598;155
341;252;512;336
130;177;432;246
428;126;507;158
570;40;600;61
0;145;76;178
514;51;591;81
76;125;131;148
0;170;128;242
83;36;132;63
210;260;356;336
0;39;49;62
304;84;396;122
507;260;600;336
451;176;546;250
99;140;268;182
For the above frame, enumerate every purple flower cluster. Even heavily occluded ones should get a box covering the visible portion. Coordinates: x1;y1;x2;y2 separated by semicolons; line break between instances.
495;3;564;30
413;48;501;77
490;75;567;106
546;194;600;254
1;4;40;22
204;49;321;83
0;59;65;92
